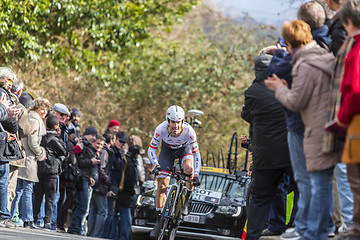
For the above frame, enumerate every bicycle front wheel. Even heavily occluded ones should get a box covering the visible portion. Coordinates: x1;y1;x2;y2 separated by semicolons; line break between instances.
157;185;177;240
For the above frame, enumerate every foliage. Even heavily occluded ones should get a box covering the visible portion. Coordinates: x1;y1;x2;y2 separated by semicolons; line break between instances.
1;1;276;167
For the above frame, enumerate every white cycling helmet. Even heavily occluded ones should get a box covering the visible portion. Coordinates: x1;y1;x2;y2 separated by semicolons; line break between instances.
166;105;185;122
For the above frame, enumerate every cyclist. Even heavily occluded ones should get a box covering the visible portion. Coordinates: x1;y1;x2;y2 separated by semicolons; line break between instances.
148;105;201;238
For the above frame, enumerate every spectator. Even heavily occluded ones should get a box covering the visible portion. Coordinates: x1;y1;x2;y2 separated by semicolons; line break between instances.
265;19;339;240
12;98;50;229
115;144;140;240
33;115;66;229
67;126;100;235
51;103;70;149
326;0;348;55
298;1;332;50
69;108;81;139
106;120;120;135
336;1;360;239
7;78;33;213
102;131;127;239
87;134;110;237
56;127;77;233
0;74;18;228
241;54;292;239
127;135;145;194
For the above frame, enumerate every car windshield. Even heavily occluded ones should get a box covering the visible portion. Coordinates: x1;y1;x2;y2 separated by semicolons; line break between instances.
198;173;233;194
228;181;248;199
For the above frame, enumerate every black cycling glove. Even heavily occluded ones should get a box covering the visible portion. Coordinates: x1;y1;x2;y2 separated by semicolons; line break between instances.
152;165;161;175
192;176;200;187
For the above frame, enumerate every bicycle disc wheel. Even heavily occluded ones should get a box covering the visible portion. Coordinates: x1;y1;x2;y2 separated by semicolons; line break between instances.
227;132;238;174
157;185;177;240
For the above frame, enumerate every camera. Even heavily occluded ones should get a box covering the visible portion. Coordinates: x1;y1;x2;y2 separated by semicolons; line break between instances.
81;136;91;147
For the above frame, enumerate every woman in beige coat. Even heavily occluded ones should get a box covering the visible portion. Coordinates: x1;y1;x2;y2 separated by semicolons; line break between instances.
265;20;341;240
11;98;50;228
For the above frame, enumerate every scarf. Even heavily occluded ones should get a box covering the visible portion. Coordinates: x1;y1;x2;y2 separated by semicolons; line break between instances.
323;36;355;153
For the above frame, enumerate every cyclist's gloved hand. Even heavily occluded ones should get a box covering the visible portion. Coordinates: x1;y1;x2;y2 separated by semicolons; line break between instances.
192;176;200;187
152;165;161;175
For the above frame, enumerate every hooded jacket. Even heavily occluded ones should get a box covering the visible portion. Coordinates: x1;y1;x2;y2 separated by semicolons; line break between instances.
275;41;341;171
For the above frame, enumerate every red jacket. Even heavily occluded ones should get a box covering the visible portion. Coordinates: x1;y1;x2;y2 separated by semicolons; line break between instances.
338;33;360;125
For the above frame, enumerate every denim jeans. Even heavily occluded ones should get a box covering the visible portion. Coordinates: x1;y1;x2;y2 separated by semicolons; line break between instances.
118;207;132;240
87;192;108;237
67;178;91;234
305;167;334;240
102;198;116;239
287;131;311;236
335;163;354;228
267;174;289;234
0;162;10;219
11;178;35;222
51;177;60;227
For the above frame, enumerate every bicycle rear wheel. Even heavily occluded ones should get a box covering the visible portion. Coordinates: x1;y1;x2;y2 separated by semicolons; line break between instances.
157;185;177;240
227;132;238;174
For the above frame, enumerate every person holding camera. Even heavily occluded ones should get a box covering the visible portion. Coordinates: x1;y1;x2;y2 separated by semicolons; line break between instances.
67;126;100;235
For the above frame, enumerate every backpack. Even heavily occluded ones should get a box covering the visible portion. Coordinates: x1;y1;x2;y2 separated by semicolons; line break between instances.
38;148;62;175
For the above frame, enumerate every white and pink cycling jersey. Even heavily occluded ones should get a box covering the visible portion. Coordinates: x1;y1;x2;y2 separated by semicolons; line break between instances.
148;121;201;176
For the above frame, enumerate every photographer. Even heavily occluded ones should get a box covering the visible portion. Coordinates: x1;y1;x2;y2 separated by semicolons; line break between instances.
67;126;100;235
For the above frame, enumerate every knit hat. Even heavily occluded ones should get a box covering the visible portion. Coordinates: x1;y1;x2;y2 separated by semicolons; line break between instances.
128;135;145;154
19;92;35;108
254;54;273;80
53;103;70;116
72;107;81;116
83;126;97;136
108;120;120;129
46;114;60;130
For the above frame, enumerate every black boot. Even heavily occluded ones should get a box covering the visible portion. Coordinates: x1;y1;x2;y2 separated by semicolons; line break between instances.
182;189;193;216
150;211;161;239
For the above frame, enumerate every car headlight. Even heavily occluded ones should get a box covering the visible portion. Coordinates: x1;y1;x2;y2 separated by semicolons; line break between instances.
137;195;155;206
215;206;242;217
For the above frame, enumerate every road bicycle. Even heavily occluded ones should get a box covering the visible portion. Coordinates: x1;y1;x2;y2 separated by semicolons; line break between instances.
155;166;195;240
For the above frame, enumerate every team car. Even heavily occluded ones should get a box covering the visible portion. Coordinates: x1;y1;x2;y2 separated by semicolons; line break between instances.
131;166;250;240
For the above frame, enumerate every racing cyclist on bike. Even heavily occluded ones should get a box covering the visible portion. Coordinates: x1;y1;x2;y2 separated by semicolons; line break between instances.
148;105;201;238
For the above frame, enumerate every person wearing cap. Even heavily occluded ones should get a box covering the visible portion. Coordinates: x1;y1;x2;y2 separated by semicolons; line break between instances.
241;53;292;239
51;103;70;149
102;131;127;239
68;126;101;235
106;120;120;135
12;98;50;229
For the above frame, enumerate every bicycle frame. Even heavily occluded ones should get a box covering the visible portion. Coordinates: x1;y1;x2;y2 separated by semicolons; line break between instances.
157;167;193;240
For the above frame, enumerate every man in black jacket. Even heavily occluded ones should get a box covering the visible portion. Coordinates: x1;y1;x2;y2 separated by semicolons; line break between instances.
241;54;292;240
115;145;140;240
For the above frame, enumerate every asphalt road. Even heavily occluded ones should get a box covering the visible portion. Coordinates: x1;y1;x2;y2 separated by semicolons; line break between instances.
0;227;102;240
0;227;344;240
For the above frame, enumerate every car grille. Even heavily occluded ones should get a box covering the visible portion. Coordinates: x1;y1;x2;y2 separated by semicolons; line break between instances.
190;202;214;215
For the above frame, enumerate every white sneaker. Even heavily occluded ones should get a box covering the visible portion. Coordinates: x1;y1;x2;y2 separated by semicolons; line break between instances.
338;224;348;233
281;229;302;240
329;232;335;238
